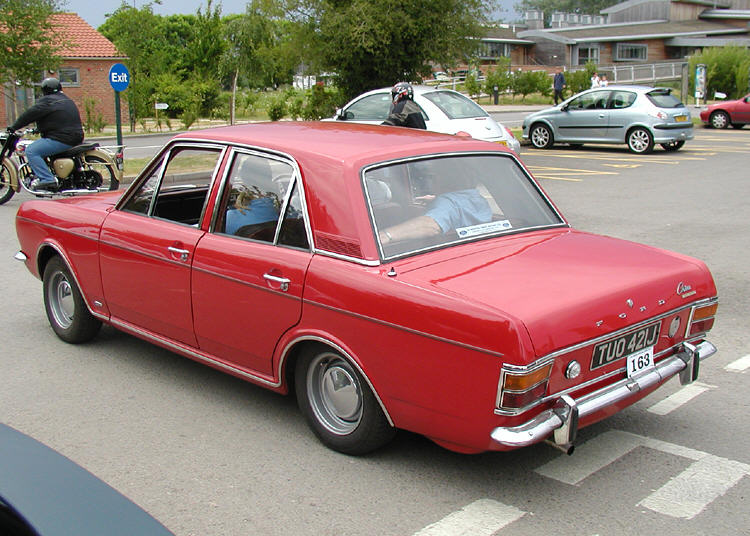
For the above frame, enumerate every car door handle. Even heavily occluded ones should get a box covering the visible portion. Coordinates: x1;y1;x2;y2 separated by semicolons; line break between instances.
167;246;190;262
263;273;290;292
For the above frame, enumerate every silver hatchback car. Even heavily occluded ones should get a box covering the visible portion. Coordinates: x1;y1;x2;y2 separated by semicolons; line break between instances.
522;86;693;154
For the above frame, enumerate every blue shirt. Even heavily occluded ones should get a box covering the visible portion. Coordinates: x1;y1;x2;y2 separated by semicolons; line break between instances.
425;189;492;233
225;196;279;235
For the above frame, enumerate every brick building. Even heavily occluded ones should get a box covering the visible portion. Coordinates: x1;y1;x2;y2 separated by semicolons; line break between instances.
2;13;128;129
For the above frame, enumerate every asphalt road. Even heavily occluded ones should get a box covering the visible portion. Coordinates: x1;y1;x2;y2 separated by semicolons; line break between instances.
1;127;748;535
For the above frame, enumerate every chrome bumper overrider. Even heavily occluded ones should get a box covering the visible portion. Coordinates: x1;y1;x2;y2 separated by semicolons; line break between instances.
490;341;716;453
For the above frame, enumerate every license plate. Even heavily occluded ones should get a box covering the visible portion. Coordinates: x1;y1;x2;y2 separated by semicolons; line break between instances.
626;346;655;378
591;321;661;370
675;115;688;122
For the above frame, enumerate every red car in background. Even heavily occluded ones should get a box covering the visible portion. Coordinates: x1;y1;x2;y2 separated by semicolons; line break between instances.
15;122;718;456
699;93;750;128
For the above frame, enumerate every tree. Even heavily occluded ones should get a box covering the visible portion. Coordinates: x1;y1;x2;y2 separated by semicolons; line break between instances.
514;0;618;25
0;0;63;87
282;0;496;101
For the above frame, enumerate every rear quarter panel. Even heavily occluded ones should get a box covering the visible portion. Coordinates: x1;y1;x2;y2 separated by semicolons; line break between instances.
16;195;116;317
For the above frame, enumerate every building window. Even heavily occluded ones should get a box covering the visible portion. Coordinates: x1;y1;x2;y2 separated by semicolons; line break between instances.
58;68;80;86
578;46;599;65
615;43;647;61
479;41;510;59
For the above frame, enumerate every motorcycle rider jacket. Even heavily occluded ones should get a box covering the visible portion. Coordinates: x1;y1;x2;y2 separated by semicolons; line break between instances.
10;92;84;146
382;99;427;130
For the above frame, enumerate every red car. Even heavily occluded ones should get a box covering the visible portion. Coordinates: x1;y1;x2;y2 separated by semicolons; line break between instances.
15;122;718;455
699;93;750;129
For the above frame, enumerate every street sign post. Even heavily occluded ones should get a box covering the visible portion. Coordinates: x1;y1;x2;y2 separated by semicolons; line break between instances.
109;63;130;147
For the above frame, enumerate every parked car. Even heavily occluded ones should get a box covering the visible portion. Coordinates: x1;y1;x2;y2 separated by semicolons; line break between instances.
522;85;693;153
329;85;521;153
699;94;750;129
0;423;172;535
15;122;718;456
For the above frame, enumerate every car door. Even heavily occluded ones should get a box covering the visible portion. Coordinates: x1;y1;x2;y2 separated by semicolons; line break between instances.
734;94;750;123
556;90;611;142
191;150;312;377
605;90;638;142
99;144;225;346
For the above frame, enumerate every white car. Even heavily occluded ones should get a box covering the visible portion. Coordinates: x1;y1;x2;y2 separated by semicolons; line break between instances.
329;85;521;153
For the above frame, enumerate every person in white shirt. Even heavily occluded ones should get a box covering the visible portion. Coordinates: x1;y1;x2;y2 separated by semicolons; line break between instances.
590;72;600;88
600;74;609;87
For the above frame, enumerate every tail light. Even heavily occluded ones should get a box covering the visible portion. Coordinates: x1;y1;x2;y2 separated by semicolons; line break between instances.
496;361;553;413
688;301;717;336
115;151;124;171
650;110;668;120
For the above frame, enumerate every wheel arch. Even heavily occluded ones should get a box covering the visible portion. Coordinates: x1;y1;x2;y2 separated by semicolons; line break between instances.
277;335;395;427
35;242;102;320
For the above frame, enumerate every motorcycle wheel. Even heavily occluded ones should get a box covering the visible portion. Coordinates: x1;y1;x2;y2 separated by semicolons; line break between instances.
85;155;119;191
0;157;15;205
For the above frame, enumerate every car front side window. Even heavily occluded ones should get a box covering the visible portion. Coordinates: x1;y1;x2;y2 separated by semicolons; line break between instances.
122;146;222;226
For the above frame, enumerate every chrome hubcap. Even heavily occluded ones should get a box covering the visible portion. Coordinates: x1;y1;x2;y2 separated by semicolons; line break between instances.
48;272;74;329
307;354;363;435
712;114;727;128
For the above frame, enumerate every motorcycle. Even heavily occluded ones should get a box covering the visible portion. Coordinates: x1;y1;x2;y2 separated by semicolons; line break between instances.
0;128;123;205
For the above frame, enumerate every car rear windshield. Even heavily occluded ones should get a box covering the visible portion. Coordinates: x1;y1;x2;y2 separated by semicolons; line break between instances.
646;89;684;108
364;154;566;259
422;91;489;119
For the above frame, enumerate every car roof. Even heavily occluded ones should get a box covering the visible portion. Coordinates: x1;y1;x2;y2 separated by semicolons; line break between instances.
173;121;497;164
357;85;460;98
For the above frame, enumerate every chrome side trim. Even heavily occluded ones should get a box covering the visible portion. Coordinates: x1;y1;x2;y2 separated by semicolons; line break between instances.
490;340;717;449
313;248;381;266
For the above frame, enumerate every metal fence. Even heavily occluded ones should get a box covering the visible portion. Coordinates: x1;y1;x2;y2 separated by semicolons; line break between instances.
572;61;688;84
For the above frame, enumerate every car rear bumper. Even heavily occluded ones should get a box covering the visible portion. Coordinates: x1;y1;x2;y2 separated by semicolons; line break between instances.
490;340;716;452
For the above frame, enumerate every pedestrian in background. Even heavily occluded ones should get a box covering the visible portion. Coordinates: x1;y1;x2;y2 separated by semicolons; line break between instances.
553;67;566;105
591;72;601;88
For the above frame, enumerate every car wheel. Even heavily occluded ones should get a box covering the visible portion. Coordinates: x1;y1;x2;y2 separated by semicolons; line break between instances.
530;124;554;149
43;256;101;343
710;111;729;129
660;140;685;152
295;346;395;455
730;123;745;129
627;127;654;154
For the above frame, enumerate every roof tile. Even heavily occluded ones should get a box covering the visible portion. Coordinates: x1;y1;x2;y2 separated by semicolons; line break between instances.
51;13;125;58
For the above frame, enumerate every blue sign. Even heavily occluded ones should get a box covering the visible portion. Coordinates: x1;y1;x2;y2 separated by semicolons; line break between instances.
109;63;130;92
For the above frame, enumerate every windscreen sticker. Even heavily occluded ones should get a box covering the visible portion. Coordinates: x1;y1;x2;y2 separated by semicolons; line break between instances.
457;220;512;238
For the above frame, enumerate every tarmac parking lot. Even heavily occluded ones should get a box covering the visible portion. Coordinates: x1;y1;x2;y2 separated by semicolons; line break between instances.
1;126;748;535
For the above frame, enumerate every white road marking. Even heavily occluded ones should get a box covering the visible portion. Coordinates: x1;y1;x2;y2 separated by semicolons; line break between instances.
638;455;750;519
725;354;750;372
536;430;750;519
412;499;525;536
646;382;715;415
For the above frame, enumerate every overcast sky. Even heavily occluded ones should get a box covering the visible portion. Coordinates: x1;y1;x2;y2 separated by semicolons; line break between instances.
63;0;520;29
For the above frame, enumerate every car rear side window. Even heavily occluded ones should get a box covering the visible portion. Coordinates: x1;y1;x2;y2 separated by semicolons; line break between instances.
344;93;392;121
609;91;636;109
423;91;487;119
647;90;684;108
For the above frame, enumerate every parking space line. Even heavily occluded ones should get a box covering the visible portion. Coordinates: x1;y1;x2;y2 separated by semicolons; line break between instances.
725;354;750;372
536;430;750;520
412;499;525;536
646;382;715;415
638;454;750;519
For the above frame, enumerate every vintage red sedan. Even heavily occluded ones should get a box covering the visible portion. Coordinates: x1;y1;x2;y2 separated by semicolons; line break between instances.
699;93;750;129
15;122;718;455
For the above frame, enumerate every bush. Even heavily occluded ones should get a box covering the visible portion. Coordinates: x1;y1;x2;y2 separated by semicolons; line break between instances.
464;73;482;99
689;46;750;99
82;97;106;134
301;83;339;120
267;95;287;121
566;62;598;94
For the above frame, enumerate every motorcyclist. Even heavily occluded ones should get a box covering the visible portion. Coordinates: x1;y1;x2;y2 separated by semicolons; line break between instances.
8;77;84;191
382;82;426;129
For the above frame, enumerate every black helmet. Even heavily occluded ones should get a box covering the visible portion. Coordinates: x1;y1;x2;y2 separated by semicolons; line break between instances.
391;82;413;104
41;77;62;95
